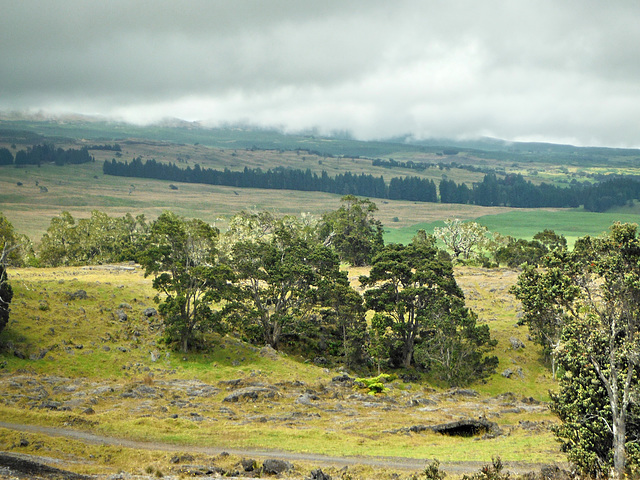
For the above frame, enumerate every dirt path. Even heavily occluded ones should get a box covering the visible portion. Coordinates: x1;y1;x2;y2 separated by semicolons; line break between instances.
0;421;557;476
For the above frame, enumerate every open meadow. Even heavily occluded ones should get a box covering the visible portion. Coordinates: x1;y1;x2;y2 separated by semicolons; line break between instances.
0;265;562;479
1;121;640;478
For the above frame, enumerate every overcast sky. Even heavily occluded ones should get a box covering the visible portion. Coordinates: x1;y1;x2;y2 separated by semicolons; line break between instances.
1;1;639;147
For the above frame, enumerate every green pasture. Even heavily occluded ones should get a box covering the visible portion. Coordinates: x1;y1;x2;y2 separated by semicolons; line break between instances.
384;208;640;246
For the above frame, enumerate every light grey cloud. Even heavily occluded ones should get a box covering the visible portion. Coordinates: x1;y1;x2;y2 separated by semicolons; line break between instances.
2;0;640;146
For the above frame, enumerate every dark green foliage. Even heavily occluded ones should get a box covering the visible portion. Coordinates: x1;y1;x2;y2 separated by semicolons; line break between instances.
228;220;350;350
0;265;12;335
13;144;92;166
515;223;640;478
139;212;234;353
494;238;548;268
360;235;497;384
420;460;447;480
461;457;509;480
0;147;13;165
319;195;384;266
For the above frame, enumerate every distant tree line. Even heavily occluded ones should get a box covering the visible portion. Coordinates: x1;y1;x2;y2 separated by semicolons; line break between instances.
104;158;640;212
0;144;94;166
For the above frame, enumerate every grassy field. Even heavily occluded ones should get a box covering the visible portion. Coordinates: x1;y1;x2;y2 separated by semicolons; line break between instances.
0;119;638;477
0;265;562;478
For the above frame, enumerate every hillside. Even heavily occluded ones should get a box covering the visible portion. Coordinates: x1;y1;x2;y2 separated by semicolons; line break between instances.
0;265;562;479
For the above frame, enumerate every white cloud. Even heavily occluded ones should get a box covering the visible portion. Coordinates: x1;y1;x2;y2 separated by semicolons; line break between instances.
1;0;640;146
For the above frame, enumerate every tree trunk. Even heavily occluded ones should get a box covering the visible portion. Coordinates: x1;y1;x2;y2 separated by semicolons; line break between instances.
611;417;626;480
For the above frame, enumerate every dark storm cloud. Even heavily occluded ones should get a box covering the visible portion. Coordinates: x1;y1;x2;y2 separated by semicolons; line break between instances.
2;0;640;146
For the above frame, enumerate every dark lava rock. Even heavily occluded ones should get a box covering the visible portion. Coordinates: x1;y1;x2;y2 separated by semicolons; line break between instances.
223;386;279;402
143;307;158;317
67;290;88;300
308;468;332;480
262;459;293;475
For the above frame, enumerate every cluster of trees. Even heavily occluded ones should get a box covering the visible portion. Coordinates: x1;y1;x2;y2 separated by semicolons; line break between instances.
512;223;640;479
0;144;95;166
0;198;497;386
103;158;640;212
2;201;639;476
433;219;568;269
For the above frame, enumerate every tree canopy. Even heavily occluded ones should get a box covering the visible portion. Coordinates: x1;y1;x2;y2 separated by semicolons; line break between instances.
514;222;640;478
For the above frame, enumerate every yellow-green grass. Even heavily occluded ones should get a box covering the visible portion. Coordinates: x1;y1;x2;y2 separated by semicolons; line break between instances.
0;265;563;468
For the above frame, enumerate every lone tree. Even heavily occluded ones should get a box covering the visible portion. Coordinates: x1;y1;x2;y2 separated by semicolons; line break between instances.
515;222;640;479
140;212;234;353
360;232;497;384
433;218;489;261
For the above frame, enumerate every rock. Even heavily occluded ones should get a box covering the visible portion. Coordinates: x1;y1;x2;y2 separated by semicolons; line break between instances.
118;302;132;310
407;396;438;407
262;459;293;475
83;407;95;415
540;464;572;480
509;337;525;349
331;373;353;384
421;418;501;437
296;393;319;406
143;307;157;317
223;386;279;402
38;401;65;410
169;454;194;464
308;468;332;480
313;356;328;365
150;350;160;362
186;385;220;397
448;388;478;397
241;458;257;472
115;310;128;322
259;345;279;360
502;368;514;378
67;290;88;300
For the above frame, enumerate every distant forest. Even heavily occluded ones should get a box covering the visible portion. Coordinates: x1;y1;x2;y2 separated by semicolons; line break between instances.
0;144;94;166
103;158;640;212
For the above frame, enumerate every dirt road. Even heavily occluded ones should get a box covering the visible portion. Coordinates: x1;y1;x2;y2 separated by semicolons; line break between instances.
0;421;560;476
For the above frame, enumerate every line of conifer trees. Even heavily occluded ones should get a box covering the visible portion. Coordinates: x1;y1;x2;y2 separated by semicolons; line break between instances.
0;144;94;166
103;157;640;212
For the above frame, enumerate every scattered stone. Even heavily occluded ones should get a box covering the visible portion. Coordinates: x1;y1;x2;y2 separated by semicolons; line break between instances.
116;347;128;353
115;310;128;322
67;290;88;300
118;302;132;310
143;307;157;317
223;386;279;402
38;401;64;410
259;345;279;360
296;393;320;406
308;468;332;480
447;388;478;398
83;407;95;415
539;464;572;480
150;350;160;362
262;459;293;475
502;368;514;378
241;458;257;472
313;356;328;365
509;337;525;350
407;396;437;407
331;373;353;384
0;453;90;479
